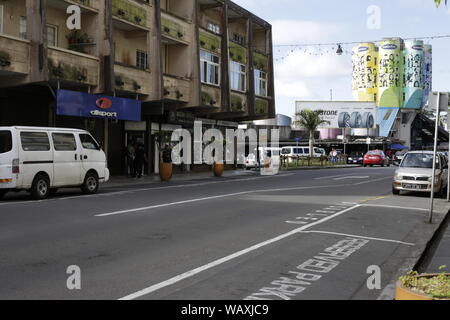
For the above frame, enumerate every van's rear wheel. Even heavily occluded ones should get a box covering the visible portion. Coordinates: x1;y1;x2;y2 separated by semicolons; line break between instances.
0;190;6;200
31;174;50;200
81;172;99;195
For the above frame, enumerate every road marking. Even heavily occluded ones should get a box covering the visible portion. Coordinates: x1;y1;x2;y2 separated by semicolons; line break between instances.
118;204;361;300
359;204;429;212
315;174;349;180
333;176;369;181
95;177;395;218
299;230;415;246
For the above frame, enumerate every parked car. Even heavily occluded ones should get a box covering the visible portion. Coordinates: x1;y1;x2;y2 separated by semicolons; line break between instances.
0;126;109;200
281;147;322;162
393;151;448;196
244;153;257;169
363;150;390;167
347;153;364;165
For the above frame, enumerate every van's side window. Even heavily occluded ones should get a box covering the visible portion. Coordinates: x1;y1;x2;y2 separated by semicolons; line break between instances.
20;132;50;151
79;134;100;151
0;131;12;154
52;133;77;151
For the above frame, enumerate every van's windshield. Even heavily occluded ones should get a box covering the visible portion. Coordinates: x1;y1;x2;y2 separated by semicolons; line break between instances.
0;131;12;154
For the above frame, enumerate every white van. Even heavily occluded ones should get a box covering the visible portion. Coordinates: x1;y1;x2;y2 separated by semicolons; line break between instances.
281;147;322;161
0;126;110;200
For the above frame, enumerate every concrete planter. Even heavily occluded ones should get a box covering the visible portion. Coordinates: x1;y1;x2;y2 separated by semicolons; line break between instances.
395;273;450;300
159;163;173;182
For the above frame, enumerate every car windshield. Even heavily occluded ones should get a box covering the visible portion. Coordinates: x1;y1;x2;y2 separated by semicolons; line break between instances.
401;153;435;168
281;149;290;155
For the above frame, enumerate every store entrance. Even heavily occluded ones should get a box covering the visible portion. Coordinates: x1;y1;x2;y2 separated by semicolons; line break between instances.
125;131;146;177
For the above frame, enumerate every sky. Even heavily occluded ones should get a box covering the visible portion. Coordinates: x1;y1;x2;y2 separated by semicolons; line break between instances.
232;0;450;119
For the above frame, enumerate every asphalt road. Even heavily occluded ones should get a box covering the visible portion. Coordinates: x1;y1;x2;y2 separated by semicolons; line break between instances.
0;167;437;300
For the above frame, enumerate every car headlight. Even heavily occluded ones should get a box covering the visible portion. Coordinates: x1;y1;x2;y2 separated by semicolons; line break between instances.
348;157;353;161
394;174;402;180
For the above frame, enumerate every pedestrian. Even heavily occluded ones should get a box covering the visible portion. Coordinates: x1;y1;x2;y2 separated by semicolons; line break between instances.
126;141;135;177
330;149;338;163
134;143;146;179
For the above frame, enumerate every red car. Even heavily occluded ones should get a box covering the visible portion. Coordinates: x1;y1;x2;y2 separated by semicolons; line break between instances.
363;150;390;167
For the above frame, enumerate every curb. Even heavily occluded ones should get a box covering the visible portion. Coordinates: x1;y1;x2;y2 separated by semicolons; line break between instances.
377;205;450;300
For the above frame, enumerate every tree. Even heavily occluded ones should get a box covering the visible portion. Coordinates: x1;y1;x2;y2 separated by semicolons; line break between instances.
293;110;330;157
435;0;448;6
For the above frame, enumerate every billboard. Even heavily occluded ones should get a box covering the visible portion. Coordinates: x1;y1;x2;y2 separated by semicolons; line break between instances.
377;39;403;108
352;43;378;102
403;40;424;109
422;44;433;107
295;101;377;129
56;89;142;121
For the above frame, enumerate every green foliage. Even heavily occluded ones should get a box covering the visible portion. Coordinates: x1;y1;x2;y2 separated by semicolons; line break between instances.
0;51;11;67
229;43;247;64
161;18;185;40
255;98;269;114
253;52;269;72
199;32;221;53
112;0;147;27
231;94;244;112
294;109;330;135
400;270;450;299
435;0;448;7
48;59;88;83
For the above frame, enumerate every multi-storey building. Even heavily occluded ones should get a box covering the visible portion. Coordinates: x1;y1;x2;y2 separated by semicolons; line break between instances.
0;0;275;174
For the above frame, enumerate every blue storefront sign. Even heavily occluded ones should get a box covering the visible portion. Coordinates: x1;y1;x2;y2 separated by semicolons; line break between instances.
57;89;142;121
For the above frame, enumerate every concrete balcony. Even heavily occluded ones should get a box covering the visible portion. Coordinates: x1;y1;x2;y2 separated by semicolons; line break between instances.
48;46;99;87
200;84;221;111
63;0;100;11
0;35;30;77
163;74;190;103
114;63;152;96
161;12;190;45
112;0;150;30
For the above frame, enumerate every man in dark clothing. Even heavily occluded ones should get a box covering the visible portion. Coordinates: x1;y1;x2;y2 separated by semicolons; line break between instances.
134;144;146;178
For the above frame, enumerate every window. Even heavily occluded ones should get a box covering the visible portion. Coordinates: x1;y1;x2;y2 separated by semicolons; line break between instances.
47;24;58;47
254;69;267;96
232;33;245;46
136;50;149;70
20;132;50;151
230;61;246;92
200;50;220;86
207;21;220;35
79;134;100;151
52;133;77;151
0;5;4;34
0;131;12;154
19;16;27;39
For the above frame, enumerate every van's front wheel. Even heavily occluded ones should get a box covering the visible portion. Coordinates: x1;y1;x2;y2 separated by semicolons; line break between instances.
31;174;50;200
81;172;99;195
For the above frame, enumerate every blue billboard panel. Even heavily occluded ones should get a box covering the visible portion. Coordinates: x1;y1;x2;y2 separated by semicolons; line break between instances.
377;107;399;137
57;89;141;121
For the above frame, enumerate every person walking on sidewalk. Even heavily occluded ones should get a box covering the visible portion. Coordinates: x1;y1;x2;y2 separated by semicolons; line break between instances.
126;141;136;177
134;143;146;179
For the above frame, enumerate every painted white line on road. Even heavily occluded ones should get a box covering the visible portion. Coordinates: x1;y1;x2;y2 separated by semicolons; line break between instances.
118;204;361;300
360;204;429;212
314;174;349;180
299;230;415;246
333;176;370;181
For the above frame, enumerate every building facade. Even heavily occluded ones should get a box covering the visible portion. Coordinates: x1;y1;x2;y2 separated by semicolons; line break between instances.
0;0;275;174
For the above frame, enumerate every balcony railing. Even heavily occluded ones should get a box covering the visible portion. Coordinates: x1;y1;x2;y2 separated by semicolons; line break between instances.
48;47;99;86
112;0;148;28
163;74;190;103
161;12;190;45
0;35;30;75
114;63;151;95
66;0;99;10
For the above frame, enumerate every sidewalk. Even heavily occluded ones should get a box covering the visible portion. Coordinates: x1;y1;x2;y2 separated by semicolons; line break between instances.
425;214;450;273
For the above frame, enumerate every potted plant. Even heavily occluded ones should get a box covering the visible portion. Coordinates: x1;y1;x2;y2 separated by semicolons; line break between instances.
159;144;173;182
396;268;449;300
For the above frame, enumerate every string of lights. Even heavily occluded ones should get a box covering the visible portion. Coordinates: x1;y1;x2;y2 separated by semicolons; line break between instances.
271;34;450;62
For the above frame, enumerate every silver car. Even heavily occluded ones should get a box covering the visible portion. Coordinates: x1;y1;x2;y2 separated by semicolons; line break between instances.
393;151;448;196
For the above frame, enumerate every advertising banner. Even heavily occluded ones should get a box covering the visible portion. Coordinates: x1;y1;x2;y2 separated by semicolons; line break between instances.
377;39;403;108
295;101;376;129
352;43;378;102
422;44;433;108
56;89;142;121
403;40;424;109
377;107;399;137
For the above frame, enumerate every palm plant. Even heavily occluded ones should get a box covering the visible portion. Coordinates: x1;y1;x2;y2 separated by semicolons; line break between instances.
293;110;330;157
435;0;448;6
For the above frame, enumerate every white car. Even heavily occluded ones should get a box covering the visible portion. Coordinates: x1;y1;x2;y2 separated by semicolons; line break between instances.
244;153;258;169
0;126;110;200
393;151;448;196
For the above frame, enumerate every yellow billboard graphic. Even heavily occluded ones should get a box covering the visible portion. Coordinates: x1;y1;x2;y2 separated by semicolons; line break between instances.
377;39;403;108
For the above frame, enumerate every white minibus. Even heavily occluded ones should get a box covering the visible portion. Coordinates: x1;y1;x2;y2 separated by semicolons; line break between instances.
0;127;110;200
